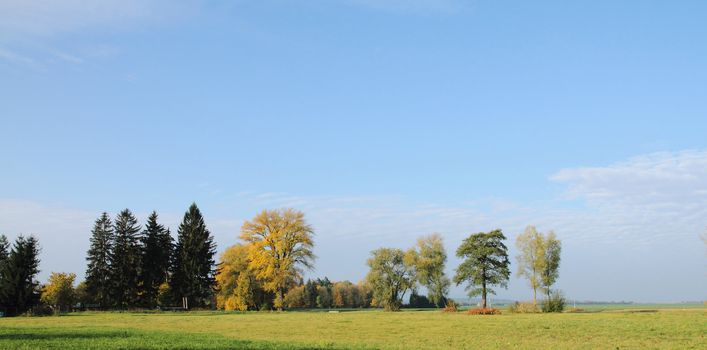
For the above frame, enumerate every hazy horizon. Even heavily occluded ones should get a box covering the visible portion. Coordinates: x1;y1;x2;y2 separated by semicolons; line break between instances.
2;0;706;303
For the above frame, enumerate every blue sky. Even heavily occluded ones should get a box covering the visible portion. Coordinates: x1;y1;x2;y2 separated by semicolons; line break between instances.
1;0;706;302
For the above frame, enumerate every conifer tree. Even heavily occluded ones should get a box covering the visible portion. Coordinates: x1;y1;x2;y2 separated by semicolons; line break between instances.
170;203;216;308
0;235;41;316
0;235;8;262
454;230;510;309
139;211;173;308
0;234;9;312
85;213;114;307
109;209;142;308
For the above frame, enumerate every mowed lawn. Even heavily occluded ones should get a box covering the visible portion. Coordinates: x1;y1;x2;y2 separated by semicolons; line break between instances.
0;309;704;349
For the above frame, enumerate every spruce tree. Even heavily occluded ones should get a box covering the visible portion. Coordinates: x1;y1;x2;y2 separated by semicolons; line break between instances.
109;209;142;308
0;234;9;312
138;211;173;308
85;213;114;308
0;235;41;316
170;203;216;308
0;235;8;262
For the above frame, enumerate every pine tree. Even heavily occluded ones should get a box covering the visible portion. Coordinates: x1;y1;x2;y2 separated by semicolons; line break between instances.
170;203;216;308
0;234;9;312
138;211;173;308
0;235;41;316
0;235;9;262
109;209;142;308
85;213;114;308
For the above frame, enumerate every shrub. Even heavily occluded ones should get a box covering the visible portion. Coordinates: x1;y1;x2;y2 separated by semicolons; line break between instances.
442;299;458;313
408;293;435;308
507;301;540;313
541;290;566;313
467;308;501;315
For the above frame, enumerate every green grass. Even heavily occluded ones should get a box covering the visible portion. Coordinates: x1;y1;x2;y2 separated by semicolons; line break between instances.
0;308;704;349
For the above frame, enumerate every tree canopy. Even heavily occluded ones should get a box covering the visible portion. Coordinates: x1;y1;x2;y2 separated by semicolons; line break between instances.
365;248;415;311
406;233;450;307
453;230;510;309
171;203;217;308
0;235;41;316
240;208;315;310
85;212;114;307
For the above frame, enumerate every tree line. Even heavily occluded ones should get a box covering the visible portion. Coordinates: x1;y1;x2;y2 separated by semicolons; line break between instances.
83;203;216;309
0;205;564;316
215;209;563;312
0;235;40;316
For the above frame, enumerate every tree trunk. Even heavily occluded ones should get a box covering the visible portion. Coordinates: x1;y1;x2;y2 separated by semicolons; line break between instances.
533;287;537;306
276;287;284;311
481;281;487;309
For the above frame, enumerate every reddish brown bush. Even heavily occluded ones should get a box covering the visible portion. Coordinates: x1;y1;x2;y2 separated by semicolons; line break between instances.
467;308;501;315
442;299;458;313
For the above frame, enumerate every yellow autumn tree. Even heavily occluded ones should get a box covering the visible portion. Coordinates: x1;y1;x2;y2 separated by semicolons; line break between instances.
240;208;315;310
515;226;544;306
41;272;76;314
215;244;258;311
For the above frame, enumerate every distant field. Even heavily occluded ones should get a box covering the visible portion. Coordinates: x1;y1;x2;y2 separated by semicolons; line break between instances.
0;308;704;349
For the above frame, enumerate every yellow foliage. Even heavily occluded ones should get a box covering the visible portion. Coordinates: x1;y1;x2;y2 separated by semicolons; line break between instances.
41;272;76;313
240;209;315;310
215;244;254;311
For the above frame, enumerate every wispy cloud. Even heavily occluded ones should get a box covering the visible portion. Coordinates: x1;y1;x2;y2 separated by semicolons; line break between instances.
550;150;707;244
0;0;184;38
0;0;197;68
2;150;706;300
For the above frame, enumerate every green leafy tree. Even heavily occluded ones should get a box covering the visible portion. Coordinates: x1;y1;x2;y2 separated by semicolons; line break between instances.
109;209;142;308
365;248;415;311
85;213;114;308
284;285;307;309
407;233;450;307
453;230;510;309
74;280;91;307
0;235;41;316
139;211;173;308
315;285;332;308
304;279;318;308
515;225;544;306
170;203;217;308
540;232;561;300
41;272;76;314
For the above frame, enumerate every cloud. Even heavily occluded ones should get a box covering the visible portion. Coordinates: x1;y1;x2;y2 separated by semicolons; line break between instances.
0;0;183;38
552;150;707;205
2;150;706;301
0;0;197;68
550;150;707;243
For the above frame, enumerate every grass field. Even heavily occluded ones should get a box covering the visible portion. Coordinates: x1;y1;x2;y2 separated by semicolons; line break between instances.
0;308;704;349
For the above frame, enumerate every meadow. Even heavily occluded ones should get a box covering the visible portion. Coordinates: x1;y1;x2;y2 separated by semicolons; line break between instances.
0;308;704;349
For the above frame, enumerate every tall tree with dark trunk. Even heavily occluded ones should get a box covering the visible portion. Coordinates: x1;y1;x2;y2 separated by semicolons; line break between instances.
138;211;173;308
170;203;216;308
85;213;114;307
453;230;510;309
109;209;142;308
0;235;41;316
